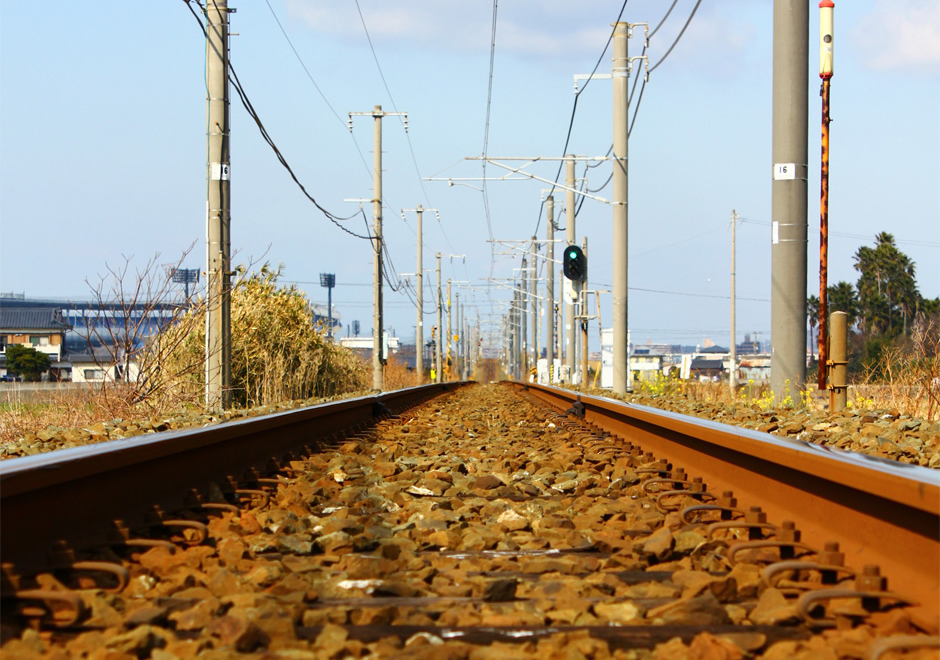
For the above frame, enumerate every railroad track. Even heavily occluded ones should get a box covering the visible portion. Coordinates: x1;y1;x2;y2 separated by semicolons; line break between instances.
1;381;938;658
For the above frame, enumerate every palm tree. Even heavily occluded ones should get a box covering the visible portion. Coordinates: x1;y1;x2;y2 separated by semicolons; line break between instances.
854;233;919;337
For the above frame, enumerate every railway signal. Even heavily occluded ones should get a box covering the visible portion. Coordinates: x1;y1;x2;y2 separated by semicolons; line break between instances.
563;245;587;282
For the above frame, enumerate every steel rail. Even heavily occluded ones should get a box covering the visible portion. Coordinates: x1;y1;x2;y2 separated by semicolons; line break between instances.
0;382;467;579
510;381;940;633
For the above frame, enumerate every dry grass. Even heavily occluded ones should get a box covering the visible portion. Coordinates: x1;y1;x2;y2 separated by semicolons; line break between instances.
382;354;421;390
0;384;160;444
152;268;369;408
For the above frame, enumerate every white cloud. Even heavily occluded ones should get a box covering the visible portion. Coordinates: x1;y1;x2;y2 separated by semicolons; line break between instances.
285;0;695;61
851;0;940;74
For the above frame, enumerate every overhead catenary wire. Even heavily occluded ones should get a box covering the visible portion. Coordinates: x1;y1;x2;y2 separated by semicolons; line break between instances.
532;0;629;238
263;0;373;184
649;0;703;73
353;0;457;255
185;0;373;241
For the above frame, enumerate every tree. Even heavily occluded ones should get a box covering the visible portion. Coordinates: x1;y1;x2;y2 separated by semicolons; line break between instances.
827;281;861;330
854;232;919;337
5;345;50;382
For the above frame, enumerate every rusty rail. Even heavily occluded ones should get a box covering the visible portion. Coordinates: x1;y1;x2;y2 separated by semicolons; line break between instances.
0;382;467;580
510;381;940;633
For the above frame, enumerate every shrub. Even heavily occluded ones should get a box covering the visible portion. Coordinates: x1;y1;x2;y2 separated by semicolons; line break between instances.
145;266;368;408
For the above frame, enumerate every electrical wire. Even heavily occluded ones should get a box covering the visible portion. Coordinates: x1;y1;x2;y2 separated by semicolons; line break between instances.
532;0;629;238
185;0;373;241
481;0;499;247
263;0;373;184
649;0;703;73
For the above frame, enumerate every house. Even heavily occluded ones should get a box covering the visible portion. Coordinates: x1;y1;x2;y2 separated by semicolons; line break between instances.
630;353;665;383
67;346;141;384
0;307;72;380
690;357;725;381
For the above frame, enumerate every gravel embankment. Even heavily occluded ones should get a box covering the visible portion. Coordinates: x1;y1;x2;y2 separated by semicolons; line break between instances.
3;384;938;470
5;383;931;659
582;388;940;469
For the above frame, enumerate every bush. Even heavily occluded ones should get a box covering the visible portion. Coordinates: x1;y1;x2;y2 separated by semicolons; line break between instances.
145;266;368;408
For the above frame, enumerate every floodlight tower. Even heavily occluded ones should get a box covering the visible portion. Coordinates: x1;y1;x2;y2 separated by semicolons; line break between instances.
320;273;336;340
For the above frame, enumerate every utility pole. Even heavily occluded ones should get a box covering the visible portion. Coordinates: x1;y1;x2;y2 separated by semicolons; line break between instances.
455;291;461;378
205;0;232;410
580;237;590;385
612;22;630;394
565;156;577;381
546;196;555;384
730;210;738;399
770;0;809;403
349;105;407;391
818;0;835;392
446;279;452;379
403;205;437;384
436;252;443;383
517;256;529;380
530;236;538;381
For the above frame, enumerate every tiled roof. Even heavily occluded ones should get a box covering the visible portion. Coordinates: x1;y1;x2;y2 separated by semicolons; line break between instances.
0;308;72;331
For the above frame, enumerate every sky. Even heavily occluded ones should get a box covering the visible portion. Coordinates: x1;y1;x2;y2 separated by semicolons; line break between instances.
1;0;938;354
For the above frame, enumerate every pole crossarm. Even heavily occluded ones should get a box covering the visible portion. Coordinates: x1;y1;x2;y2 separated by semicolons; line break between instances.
450;158;612;204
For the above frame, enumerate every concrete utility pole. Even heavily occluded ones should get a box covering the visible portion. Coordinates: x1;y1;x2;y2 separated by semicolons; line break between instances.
349;105;407;391
730;210;738;398
403;205;437;384
770;0;809;403
436;252;443;383
205;0;232;410
416;206;424;383
546;196;555;384
581;237;590;385
455;291;461;378
612;22;630;394
530;235;538;380
520;256;528;376
565;157;577;381
446;279;452;379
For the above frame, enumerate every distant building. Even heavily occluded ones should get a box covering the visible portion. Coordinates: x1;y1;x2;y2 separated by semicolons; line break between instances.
0;307;72;380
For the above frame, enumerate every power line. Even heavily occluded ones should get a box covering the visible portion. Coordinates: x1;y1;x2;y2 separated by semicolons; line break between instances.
263;0;373;184
185;0;373;241
532;0;630;238
649;0;703;73
352;0;456;253
481;0;499;248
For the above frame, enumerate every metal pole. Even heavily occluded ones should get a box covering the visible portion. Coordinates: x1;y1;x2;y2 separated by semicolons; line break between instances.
612;22;630;394
530;236;538;381
829;311;847;412
770;0;809;404
565;157;576;381
327;285;333;340
416;206;424;383
371;106;385;390
730;209;737;399
436;253;442;383
205;0;231;410
546;196;555;384
818;77;831;392
818;0;835;391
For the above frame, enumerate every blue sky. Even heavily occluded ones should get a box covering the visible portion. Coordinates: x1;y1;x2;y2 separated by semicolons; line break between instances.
1;0;937;352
